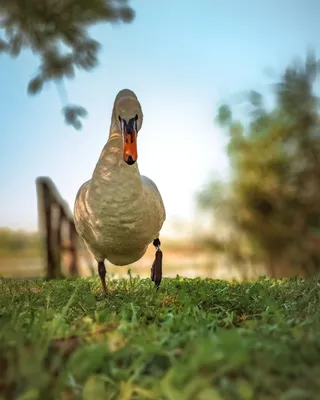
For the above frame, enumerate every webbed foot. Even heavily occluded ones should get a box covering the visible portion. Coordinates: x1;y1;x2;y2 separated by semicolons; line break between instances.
98;261;107;294
151;238;162;289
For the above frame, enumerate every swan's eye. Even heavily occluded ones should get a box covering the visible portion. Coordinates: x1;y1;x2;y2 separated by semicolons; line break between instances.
134;114;138;121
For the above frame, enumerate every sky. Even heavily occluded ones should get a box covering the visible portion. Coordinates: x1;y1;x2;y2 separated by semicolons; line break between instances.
0;0;320;237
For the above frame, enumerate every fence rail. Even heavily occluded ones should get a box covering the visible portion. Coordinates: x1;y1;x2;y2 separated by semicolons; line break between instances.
36;177;84;279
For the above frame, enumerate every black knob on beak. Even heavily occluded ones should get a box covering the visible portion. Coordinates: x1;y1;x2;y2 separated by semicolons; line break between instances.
126;155;136;165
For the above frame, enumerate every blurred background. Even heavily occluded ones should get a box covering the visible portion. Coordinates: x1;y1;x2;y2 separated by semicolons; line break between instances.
1;0;320;281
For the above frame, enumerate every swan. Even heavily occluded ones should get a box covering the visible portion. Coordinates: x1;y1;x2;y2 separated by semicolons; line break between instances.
73;89;166;292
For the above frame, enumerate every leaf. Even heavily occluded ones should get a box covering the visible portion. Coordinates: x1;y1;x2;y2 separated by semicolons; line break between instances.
0;38;8;53
119;6;135;22
62;105;88;130
27;76;44;95
8;34;23;57
248;90;263;108
72;39;100;71
41;50;75;79
305;49;317;83
216;104;232;126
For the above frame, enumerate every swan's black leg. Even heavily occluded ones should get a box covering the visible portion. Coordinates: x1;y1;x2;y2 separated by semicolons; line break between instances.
151;238;162;288
98;261;107;293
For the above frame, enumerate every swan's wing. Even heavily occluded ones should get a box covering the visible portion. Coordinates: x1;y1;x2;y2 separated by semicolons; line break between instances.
74;179;107;259
73;180;92;239
141;175;166;233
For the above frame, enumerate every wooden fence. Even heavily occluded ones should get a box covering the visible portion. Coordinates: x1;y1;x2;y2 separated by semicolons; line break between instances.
36;177;85;279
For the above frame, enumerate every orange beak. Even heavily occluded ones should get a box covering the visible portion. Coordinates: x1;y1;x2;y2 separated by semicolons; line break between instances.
123;130;137;165
121;117;138;165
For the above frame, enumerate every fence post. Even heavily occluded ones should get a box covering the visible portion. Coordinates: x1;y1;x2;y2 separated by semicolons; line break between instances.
36;177;81;279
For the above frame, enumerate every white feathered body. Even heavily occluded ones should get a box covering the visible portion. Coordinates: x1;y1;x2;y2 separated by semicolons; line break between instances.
74;135;166;265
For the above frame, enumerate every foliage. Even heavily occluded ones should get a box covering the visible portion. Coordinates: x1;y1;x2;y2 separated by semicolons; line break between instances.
0;228;41;257
198;52;320;276
0;276;320;399
0;0;135;129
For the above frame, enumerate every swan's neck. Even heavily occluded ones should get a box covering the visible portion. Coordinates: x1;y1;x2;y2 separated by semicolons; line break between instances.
90;114;142;196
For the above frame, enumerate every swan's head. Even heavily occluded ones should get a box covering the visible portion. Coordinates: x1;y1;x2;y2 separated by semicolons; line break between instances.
113;89;143;165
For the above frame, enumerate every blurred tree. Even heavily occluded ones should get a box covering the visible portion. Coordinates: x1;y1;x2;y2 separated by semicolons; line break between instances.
0;0;135;129
198;52;320;277
0;228;41;256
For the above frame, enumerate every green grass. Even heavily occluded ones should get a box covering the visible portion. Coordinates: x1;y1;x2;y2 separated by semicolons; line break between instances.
0;275;320;400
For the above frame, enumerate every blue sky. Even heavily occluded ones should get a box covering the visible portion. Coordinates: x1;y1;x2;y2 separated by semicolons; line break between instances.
0;0;319;235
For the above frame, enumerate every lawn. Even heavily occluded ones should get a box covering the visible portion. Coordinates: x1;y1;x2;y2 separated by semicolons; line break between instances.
0;275;319;400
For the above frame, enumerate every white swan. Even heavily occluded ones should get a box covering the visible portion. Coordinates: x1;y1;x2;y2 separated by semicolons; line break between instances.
74;89;166;292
